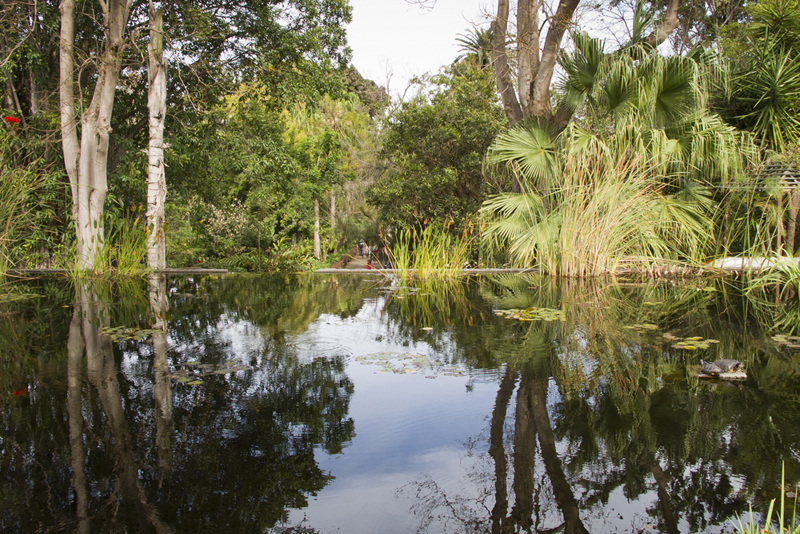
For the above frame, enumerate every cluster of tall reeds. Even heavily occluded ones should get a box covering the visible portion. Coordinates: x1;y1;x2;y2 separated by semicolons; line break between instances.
0;166;41;276
385;223;472;280
481;146;713;277
89;204;150;277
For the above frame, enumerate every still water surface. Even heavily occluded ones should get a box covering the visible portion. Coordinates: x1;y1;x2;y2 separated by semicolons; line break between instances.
1;273;799;533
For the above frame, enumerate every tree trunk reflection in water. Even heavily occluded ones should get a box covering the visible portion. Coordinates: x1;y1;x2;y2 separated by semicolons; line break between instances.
67;305;89;534
149;273;173;485
488;365;591;533
71;282;175;533
528;372;590;534
639;455;680;534
490;366;517;532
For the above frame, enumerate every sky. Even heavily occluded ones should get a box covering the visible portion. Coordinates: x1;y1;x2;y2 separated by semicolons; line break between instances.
345;0;495;98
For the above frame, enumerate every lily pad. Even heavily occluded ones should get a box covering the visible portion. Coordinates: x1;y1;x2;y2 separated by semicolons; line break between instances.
101;326;164;342
493;307;565;322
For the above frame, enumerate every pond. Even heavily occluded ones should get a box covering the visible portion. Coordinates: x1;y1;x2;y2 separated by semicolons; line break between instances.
1;272;799;533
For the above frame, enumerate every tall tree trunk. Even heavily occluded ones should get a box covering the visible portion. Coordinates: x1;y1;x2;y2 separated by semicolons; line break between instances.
786;189;800;256
492;0;682;129
146;3;167;270
330;190;337;254
59;0;133;271
491;0;524;127
314;196;321;259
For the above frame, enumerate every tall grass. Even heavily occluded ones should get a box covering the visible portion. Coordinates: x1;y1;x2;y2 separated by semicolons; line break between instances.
732;463;799;534
481;151;713;276
385;224;473;280
91;204;150;277
0;166;42;276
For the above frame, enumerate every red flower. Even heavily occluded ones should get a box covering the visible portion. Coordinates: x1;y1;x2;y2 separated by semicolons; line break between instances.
13;389;26;396
4;116;20;124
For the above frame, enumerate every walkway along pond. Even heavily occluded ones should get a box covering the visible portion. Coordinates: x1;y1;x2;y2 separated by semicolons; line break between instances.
1;272;798;533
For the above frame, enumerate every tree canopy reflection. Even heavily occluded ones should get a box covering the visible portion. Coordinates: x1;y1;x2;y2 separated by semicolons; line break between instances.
0;275;358;533
397;274;800;532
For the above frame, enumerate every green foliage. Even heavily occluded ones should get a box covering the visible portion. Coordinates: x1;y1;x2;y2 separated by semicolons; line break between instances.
718;0;800;152
369;64;507;234
386;224;474;280
93;203;150;277
481;150;713;275
479;35;757;275
732;464;800;533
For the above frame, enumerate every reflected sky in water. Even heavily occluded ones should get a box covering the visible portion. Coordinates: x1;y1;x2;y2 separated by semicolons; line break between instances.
1;273;798;533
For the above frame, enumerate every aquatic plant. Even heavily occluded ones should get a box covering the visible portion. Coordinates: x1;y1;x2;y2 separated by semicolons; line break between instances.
0;167;43;276
91;203;150;277
385;223;473;280
732;463;800;534
480;150;713;276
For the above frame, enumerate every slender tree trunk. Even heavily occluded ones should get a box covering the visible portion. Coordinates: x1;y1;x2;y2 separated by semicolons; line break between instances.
787;189;800;255
146;3;167;270
517;0;540;119
314;196;321;259
59;0;133;271
491;0;524;127
330;191;337;254
492;0;682;130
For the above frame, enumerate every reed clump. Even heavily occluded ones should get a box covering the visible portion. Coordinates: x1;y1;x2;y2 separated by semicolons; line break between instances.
386;223;473;281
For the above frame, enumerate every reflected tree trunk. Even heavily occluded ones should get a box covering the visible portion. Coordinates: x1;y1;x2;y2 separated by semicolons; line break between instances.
79;281;175;533
67;306;89;534
529;374;590;534
639;455;680;534
489;366;517;533
149;273;173;484
510;371;537;529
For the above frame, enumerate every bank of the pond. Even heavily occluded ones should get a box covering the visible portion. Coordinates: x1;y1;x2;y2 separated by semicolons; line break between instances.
316;256;796;276
6;267;229;276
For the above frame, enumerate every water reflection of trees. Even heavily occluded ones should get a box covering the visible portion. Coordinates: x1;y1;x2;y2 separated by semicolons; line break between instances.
400;274;800;532
1;275;357;533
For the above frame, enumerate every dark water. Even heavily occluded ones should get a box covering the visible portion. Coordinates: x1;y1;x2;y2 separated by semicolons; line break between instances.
1;273;799;533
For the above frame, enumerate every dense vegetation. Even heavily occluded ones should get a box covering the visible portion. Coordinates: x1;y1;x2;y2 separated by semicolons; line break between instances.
0;0;799;276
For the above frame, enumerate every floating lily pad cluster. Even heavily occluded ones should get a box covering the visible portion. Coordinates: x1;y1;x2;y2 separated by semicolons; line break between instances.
167;360;253;386
102;326;164;342
355;352;465;377
493;307;565;322
664;332;720;350
771;334;800;350
625;323;660;333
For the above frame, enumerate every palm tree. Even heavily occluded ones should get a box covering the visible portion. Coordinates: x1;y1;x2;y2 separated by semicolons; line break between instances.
480;32;755;275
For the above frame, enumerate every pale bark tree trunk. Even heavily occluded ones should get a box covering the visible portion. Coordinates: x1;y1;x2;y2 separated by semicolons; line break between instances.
314;196;321;259
330;191;337;254
59;0;133;271
146;3;167;270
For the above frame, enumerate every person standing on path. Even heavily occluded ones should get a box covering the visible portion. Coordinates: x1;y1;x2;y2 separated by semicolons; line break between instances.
358;239;365;257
